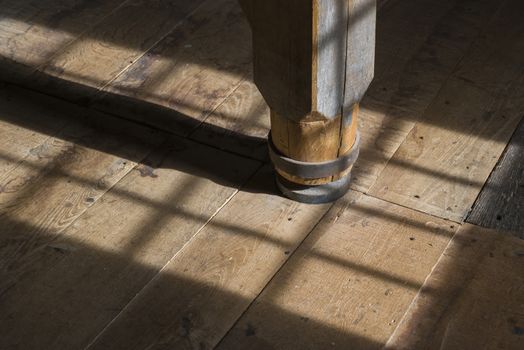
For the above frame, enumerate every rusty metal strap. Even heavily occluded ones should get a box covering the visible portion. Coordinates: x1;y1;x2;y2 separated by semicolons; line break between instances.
268;132;361;180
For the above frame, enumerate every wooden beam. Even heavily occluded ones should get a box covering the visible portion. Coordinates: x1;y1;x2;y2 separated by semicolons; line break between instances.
240;0;376;202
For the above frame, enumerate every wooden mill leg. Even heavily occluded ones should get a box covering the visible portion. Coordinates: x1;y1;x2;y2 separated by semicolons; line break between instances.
240;0;376;203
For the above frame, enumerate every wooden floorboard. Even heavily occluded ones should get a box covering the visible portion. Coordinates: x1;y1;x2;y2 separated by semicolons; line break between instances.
0;84;165;296
216;192;457;350
1;0;523;349
94;0;251;137
386;224;524;350
467;118;524;239
369;0;524;222
86;166;331;349
0;92;260;348
0;0;128;80
24;0;207;102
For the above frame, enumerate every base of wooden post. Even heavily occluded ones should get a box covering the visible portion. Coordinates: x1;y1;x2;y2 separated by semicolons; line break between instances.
275;172;351;204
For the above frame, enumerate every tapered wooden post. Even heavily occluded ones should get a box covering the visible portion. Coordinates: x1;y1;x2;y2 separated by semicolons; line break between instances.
241;0;376;203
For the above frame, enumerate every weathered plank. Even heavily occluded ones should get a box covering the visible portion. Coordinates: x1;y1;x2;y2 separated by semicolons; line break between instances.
0;0;127;80
217;193;456;349
0;86;69;177
0;85;166;297
370;0;524;222
367;0;499;115
189;78;270;161
386;224;524;350
370;77;524;222
86;166;331;349
28;0;206;101
94;0;251;136
0;136;260;349
467;118;524;238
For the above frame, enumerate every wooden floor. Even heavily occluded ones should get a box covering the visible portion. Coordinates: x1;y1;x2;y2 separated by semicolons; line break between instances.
1;0;524;349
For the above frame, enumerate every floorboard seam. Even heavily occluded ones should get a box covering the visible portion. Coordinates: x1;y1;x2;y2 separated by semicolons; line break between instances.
212;199;337;349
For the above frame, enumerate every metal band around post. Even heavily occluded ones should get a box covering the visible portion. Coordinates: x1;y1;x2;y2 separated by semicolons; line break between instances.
268;132;361;179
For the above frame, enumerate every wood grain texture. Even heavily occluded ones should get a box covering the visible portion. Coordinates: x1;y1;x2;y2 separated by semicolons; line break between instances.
369;0;524;222
0;135;259;349
0;0;127;80
386;224;524;350
95;0;252;136
190;78;270;161
367;0;499;115
370;77;524;222
0;86;70;177
240;0;313;120
0;86;166;297
30;0;206;100
217;192;456;349
87;166;331;350
467;119;524;239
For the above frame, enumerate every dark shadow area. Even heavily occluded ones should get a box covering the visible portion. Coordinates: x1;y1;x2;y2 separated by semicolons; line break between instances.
0;82;270;194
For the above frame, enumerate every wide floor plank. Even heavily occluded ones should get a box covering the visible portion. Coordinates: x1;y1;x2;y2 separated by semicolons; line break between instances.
217;193;456;349
386;224;524;350
370;76;524;222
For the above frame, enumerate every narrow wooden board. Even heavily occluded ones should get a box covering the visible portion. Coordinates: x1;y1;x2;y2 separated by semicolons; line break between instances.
94;0;251;136
0;0;127;80
29;0;206;101
0;136;260;349
386;224;524;350
85;166;331;349
467;118;524;239
217;193;456;349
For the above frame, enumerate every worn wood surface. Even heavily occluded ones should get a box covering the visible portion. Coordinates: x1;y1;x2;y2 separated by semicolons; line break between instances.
370;0;524;222
1;0;524;349
190;77;270;161
386;224;524;350
0;131;259;348
467;119;524;239
0;0;127;79
87;166;331;349
217;192;456;349
29;0;206;101
94;0;251;136
370;77;524;222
